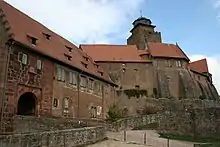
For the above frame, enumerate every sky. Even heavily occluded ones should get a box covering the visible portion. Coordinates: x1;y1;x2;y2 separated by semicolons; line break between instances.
4;0;220;93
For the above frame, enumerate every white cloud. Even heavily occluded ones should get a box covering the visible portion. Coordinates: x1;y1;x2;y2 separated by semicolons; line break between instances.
4;0;145;44
190;55;220;94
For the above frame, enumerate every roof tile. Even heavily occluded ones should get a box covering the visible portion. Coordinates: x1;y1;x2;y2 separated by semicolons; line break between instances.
0;1;114;84
189;58;209;74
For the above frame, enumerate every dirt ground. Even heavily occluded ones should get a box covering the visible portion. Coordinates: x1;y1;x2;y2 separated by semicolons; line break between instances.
87;130;195;147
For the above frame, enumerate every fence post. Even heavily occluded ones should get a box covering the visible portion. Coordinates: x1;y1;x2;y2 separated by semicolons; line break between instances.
123;130;126;142
167;138;170;147
143;132;147;144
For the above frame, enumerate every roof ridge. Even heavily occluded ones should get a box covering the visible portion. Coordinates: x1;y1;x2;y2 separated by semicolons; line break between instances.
81;44;136;46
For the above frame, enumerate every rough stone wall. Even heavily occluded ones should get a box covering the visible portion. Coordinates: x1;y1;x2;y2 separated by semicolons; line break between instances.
1;43;54;132
107;114;159;132
158;100;220;137
98;62;156;95
0;18;10;117
12;115;105;133
0;126;106;147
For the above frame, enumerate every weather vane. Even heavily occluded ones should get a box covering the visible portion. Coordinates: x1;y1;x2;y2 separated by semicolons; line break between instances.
140;10;143;18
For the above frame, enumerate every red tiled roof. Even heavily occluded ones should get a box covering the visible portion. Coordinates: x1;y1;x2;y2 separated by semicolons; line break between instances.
189;58;209;74
148;42;189;60
0;1;115;85
80;44;151;62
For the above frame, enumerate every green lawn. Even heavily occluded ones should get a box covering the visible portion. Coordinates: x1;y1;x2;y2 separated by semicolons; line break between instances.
159;133;220;147
132;123;159;130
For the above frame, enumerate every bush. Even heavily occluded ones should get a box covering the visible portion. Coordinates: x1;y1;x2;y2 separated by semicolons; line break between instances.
107;104;128;121
137;104;158;115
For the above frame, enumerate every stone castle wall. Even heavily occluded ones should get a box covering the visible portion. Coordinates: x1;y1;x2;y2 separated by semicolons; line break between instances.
0;126;105;147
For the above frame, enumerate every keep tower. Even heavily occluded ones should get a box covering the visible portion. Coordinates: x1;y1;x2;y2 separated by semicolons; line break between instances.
127;16;162;50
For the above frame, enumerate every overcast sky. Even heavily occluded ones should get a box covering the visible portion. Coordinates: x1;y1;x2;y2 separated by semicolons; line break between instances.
4;0;220;93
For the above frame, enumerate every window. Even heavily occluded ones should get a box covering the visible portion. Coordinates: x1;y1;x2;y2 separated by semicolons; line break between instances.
65;46;72;52
69;72;77;85
176;61;182;67
165;60;171;67
98;71;104;76
63;98;69;109
154;61;158;66
18;52;28;65
81;62;88;68
80;76;87;87
88;79;94;90
135;85;140;89
57;67;65;81
37;60;42;70
64;53;72;61
27;35;37;46
43;33;51;40
96;82;102;94
83;56;89;61
53;99;58;108
105;85;109;94
61;69;65;81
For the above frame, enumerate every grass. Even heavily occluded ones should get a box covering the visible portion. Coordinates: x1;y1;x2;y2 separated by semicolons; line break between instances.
159;133;220;146
132;123;159;130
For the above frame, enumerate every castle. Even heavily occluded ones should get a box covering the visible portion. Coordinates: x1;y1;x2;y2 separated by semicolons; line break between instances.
0;1;219;132
81;16;219;114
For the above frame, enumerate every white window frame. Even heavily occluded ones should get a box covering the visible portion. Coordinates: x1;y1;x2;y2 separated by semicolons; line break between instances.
57;67;62;81
63;97;69;109
37;59;42;70
88;79;94;90
61;69;65;81
18;52;28;65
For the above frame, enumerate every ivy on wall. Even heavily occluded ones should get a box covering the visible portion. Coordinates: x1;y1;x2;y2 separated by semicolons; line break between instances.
116;89;148;99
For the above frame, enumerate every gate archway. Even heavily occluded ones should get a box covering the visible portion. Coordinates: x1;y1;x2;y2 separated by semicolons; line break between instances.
17;92;36;116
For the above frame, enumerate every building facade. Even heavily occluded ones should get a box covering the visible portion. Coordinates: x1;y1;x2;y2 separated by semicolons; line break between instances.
0;1;116;132
81;17;219;115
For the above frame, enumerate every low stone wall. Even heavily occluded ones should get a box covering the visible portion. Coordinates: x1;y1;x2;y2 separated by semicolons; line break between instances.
12;115;105;133
0;126;106;147
107;114;160;132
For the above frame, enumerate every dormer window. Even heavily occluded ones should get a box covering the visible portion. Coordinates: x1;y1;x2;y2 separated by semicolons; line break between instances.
98;71;104;76
43;33;51;40
27;35;37;46
65;46;72;52
64;53;72;61
83;56;89;61
94;64;99;68
81;62;88;68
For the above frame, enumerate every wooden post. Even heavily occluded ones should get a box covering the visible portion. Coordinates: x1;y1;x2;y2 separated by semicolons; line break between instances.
167;138;170;147
143;132;147;144
123;130;127;142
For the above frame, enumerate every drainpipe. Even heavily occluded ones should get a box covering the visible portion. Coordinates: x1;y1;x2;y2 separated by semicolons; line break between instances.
0;40;14;132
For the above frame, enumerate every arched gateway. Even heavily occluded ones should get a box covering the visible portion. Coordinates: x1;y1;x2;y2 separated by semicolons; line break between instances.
17;92;36;116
